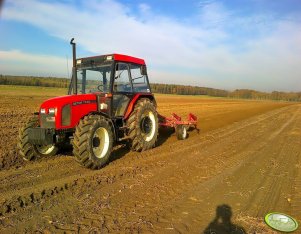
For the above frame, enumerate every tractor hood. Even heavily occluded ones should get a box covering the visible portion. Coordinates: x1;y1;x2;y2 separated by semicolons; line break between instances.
39;93;101;129
40;94;97;111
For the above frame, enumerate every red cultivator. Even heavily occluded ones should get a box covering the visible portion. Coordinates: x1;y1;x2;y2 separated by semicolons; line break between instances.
158;113;198;140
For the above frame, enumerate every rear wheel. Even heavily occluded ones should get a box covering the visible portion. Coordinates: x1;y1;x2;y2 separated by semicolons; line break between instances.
18;116;58;161
176;125;187;140
72;115;113;169
127;98;158;151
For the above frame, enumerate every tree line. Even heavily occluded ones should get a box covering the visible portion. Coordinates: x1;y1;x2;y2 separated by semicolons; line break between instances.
0;75;69;88
150;83;229;97
0;75;300;102
151;84;301;102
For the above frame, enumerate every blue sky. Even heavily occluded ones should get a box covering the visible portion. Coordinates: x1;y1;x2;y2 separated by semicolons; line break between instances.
0;0;300;92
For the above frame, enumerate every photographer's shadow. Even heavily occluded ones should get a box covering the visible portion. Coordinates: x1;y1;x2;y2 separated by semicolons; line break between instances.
203;204;246;234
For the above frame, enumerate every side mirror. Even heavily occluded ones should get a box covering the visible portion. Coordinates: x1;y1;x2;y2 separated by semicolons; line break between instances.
140;65;147;75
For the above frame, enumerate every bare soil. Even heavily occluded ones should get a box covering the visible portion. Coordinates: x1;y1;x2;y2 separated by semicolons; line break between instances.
0;88;300;233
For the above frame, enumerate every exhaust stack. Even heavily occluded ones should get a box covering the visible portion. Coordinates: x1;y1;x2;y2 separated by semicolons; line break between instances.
70;38;77;94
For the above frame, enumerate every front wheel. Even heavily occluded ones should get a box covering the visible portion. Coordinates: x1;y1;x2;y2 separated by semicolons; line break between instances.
18;116;58;161
72;115;114;169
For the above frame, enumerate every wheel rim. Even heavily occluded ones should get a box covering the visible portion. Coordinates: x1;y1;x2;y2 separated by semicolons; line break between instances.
141;111;156;142
92;127;110;159
182;126;187;139
36;145;55;155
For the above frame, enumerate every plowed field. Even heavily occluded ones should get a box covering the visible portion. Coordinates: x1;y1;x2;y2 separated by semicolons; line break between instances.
0;85;300;233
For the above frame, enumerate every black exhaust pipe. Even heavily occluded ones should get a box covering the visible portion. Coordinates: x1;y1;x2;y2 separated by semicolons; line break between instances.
70;38;77;95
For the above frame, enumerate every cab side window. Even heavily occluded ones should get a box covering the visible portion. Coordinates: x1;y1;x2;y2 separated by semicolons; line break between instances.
114;63;132;92
130;64;150;92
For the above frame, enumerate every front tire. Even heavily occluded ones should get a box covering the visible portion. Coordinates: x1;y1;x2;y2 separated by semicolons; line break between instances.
127;98;158;151
18;116;58;161
72;115;114;169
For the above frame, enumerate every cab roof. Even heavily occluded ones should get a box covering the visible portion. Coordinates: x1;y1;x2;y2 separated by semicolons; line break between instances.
113;54;145;65
80;53;145;65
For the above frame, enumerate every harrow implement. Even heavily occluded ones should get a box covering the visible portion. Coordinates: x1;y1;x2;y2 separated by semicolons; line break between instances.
158;113;198;140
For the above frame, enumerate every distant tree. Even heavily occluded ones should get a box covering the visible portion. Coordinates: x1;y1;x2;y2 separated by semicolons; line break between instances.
1;75;300;102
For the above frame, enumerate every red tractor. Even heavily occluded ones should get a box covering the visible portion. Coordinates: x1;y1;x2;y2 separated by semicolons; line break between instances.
18;39;197;169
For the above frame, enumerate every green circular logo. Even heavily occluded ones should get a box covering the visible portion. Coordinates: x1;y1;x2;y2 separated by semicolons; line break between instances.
265;212;298;232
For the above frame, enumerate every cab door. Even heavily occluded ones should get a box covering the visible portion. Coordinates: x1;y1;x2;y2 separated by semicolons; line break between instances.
112;63;133;117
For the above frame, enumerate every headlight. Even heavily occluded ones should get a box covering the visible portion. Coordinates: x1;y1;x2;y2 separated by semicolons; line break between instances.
106;55;113;61
40;108;46;114
49;108;56;114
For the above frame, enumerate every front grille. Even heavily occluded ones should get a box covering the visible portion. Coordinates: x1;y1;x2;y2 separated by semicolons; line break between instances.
62;104;71;126
40;113;55;128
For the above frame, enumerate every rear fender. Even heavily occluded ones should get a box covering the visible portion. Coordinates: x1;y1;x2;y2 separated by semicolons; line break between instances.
123;93;156;120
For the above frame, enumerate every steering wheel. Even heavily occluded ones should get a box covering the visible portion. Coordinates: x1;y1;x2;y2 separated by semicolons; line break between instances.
97;84;104;92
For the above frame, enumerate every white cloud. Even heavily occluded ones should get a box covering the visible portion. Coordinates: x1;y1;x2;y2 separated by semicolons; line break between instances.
1;0;301;91
197;1;232;27
0;50;71;77
138;3;151;14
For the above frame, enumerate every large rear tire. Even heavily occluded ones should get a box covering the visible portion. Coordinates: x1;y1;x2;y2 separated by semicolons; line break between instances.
18;116;58;161
127;98;158;151
72;115;114;169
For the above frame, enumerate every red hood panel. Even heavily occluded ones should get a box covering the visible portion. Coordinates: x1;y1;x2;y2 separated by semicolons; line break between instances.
40;94;99;129
41;94;97;109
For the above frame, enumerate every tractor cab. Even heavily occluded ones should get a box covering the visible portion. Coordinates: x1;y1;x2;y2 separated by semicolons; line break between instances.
69;54;152;118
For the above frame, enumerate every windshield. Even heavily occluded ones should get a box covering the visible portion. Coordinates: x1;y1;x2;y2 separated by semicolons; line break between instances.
77;65;112;94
